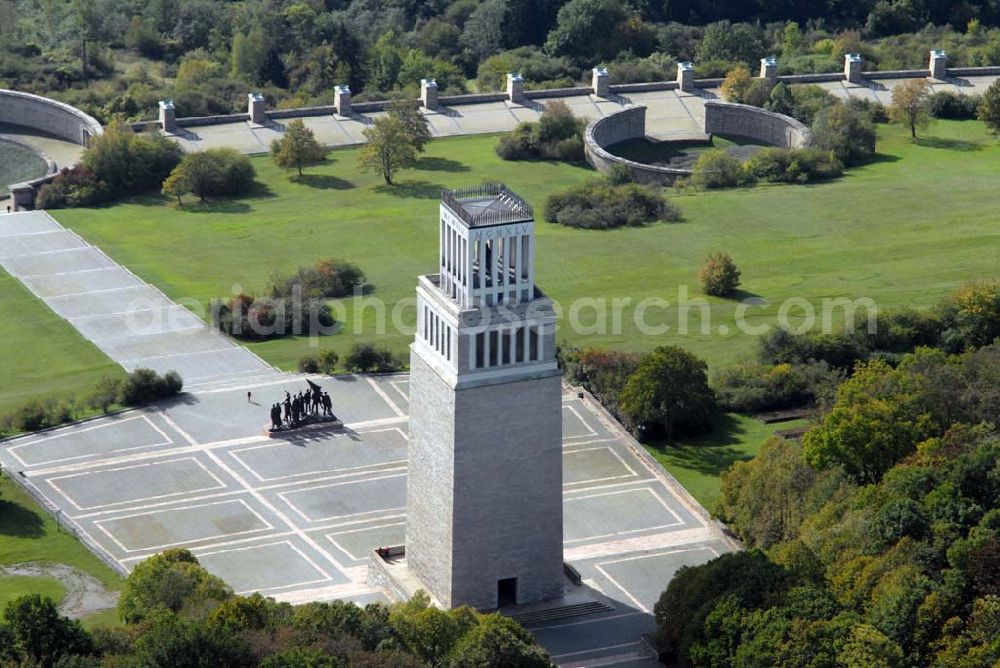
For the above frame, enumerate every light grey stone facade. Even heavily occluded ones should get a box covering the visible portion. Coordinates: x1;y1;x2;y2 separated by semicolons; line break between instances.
930;50;948;79
248;93;266;125
844;53;864;83
676;61;695;92
159;99;177;133
405;185;564;610
421;78;439;109
334;86;351;116
0;89;102;146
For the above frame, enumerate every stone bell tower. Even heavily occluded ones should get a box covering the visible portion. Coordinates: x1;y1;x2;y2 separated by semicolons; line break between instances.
405;183;564;610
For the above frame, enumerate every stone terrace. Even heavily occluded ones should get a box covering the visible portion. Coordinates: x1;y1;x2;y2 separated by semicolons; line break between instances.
0;373;734;666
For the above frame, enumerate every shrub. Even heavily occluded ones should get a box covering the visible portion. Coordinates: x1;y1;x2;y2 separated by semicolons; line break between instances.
689;150;750;189
2;399;74;434
300;350;340;374
545;180;680;229
343;344;401;373
81;121;183;199
560;346;644;420
88;376;123;413
164;148;256;202
845;96;889;123
788;84;838;125
298;355;320;373
720;66;753;103
119;369;183;406
495;123;538;160
266;258;365;299
698;252;741;296
744;147;842;184
35;166;109;209
212;294;335;341
496;101;585;162
318;350;340;373
929;91;982;119
811;103;877;167
712;360;842;413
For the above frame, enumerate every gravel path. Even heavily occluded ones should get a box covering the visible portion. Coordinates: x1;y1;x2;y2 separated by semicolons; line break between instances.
1;563;119;618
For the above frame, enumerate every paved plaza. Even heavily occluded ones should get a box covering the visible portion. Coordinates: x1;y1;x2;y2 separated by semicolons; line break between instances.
0;372;733;665
0;211;276;388
167;74;1000;155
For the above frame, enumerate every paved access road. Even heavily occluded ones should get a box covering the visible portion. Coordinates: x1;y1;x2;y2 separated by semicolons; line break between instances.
0;211;276;389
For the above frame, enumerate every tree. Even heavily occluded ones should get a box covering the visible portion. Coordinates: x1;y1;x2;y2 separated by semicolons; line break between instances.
716;437;827;548
695;21;764;67
618;346;716;442
161;169;187;207
118;549;231;624
812;103;877;166
358;116;417;184
343;343;399;372
131;611;252;668
387;100;432;153
3;594;92;666
82;121;182;198
544;0;629;60
164;149;256;202
802;359;936;484
837;624;904;668
271;119;327;176
699;252;741;296
888;79;932;138
720;66;753;103
977;80;1000;135
448;614;553;666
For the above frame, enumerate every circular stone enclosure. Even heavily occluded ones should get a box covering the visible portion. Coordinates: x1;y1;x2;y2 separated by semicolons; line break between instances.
0;138;52;195
584;101;811;185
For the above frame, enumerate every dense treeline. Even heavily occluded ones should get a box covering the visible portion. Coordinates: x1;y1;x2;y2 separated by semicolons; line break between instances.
644;281;1000;666
0;549;553;666
658;344;1000;666
7;0;1000;123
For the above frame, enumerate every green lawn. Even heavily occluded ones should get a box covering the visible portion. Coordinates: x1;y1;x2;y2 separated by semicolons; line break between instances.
52;120;1000;375
0;477;122;591
0;575;66;610
0;268;124;417
645;414;810;511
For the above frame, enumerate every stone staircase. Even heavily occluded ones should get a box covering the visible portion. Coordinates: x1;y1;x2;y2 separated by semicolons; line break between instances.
509;600;614;626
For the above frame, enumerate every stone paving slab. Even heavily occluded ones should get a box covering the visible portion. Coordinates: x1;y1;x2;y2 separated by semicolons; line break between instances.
0;211;276;388
0;375;733;667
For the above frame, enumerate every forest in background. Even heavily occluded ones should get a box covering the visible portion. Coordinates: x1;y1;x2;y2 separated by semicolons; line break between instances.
5;0;1000;122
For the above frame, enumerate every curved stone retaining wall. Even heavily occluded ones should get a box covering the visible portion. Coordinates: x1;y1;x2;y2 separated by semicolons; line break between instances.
0;90;102;147
585;101;811;185
584;106;691;185
0;137;58;210
703;100;811;149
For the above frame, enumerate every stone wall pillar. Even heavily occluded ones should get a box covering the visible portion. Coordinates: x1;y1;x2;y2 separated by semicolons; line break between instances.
421;78;439;109
929;49;948;79
158;99;177;133
507;72;525;103
677;61;694;92
334;85;351;116
760;56;777;82
248;92;266;124
592;66;610;96
844;53;863;83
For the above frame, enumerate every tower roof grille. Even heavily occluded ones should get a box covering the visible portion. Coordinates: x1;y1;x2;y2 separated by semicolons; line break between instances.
441;183;534;227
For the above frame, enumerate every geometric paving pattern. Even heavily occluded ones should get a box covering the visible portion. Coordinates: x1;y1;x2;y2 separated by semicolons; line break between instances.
0;373;735;666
